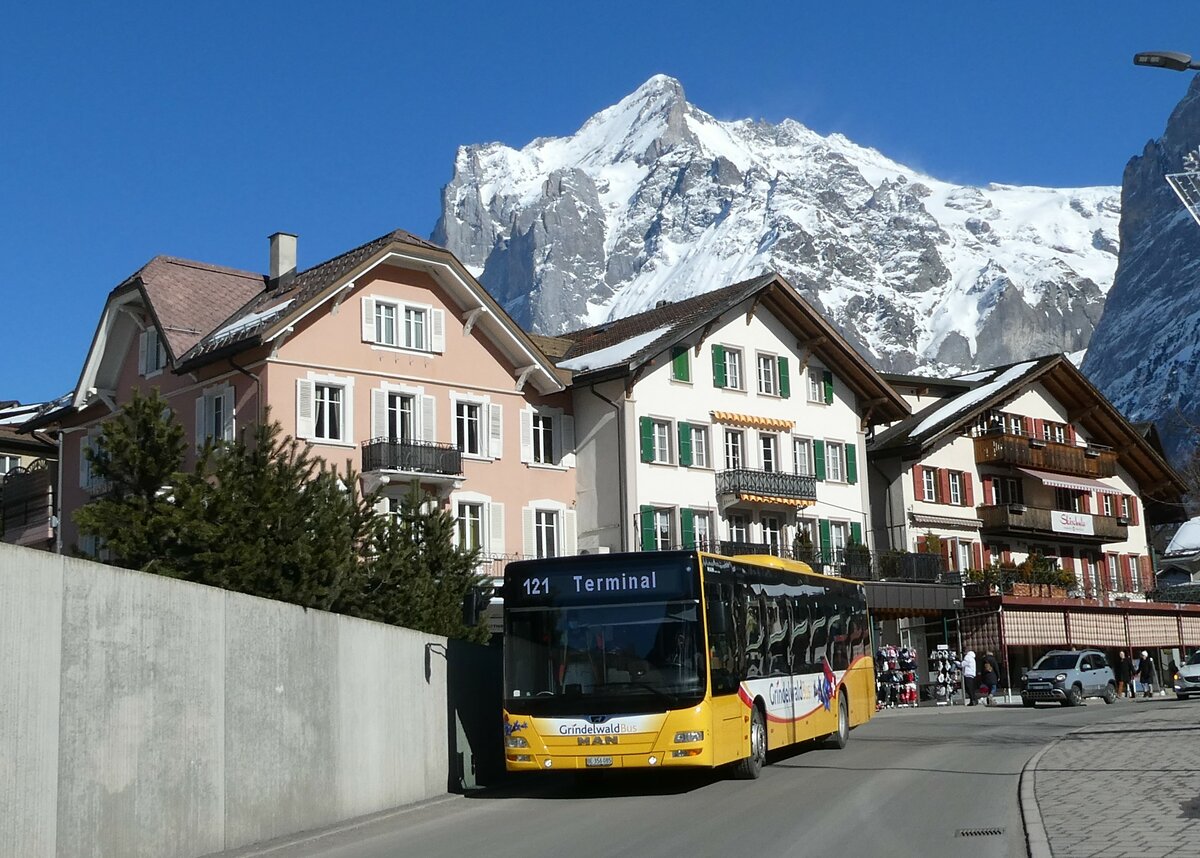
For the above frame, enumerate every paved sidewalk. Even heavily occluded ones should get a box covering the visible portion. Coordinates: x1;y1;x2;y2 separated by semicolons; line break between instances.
1026;701;1200;858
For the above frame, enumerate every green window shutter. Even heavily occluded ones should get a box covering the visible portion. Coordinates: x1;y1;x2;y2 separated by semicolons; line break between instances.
850;521;862;545
677;422;693;467
846;444;858;485
640;505;656;551
818;519;832;561
823;370;834;405
813;439;826;481
680;508;696;549
672;346;690;382
639;416;655;463
711;344;726;388
778;356;790;399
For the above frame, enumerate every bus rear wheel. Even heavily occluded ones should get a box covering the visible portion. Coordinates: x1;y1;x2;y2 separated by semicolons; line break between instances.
826;691;849;750
733;706;766;779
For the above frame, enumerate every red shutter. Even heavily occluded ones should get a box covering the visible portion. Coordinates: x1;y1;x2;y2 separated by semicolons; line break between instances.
963;473;974;507
1139;555;1153;591
972;542;983;571
982;476;994;505
1066;424;1076;445
1120;555;1132;591
1023;416;1034;436
917;535;927;553
913;466;924;498
942;539;953;570
1060;548;1075;575
1034;418;1045;439
1081;492;1091;514
982;543;992;567
1129;497;1140;526
938;469;951;505
1002;548;1012;565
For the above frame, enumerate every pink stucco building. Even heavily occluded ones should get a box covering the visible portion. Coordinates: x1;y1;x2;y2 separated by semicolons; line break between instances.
45;230;577;571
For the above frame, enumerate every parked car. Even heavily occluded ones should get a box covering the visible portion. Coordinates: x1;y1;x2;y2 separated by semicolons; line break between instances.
1173;651;1200;700
1021;650;1117;707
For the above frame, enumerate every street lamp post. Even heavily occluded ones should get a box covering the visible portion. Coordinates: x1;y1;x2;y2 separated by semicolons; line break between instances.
1134;50;1200;71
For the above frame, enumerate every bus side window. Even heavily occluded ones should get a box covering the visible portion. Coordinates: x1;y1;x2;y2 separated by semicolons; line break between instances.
705;580;739;695
791;594;811;674
767;592;790;677
744;586;766;678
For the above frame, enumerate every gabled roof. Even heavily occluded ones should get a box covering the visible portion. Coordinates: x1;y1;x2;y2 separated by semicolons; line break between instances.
869;353;1188;503
554;273;909;423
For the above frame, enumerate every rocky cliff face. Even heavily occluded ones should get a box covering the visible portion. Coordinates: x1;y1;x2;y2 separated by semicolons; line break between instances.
1081;76;1200;462
434;75;1120;376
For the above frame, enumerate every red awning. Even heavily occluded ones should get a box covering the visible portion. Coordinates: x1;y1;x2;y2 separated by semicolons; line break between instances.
1018;468;1122;494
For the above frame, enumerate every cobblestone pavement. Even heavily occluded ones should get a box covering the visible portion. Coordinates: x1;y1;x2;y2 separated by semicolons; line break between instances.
1031;700;1200;858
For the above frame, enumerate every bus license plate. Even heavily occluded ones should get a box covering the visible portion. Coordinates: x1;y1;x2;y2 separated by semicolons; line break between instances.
585;756;613;767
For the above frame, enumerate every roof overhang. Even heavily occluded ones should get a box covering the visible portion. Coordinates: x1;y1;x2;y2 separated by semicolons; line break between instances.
71;286;146;412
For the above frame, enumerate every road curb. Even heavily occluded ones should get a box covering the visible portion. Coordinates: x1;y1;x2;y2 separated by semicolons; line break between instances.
1019;737;1059;858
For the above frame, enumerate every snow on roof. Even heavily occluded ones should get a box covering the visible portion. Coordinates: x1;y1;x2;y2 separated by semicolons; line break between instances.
953;369;997;383
908;361;1039;440
1165;517;1200;557
209;300;293;342
0;401;48;426
556;325;673;373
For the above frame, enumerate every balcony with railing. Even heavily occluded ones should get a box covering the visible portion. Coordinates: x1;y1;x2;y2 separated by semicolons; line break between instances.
715;468;818;503
718;540;873;580
1;460;56;548
977;503;1128;543
361;438;463;483
972;431;1117;479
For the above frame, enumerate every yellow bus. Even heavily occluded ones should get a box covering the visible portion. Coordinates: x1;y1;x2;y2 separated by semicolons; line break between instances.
502;550;875;778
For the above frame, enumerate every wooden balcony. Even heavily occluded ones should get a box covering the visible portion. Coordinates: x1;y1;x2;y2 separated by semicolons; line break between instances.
972;431;1117;479
977;503;1128;543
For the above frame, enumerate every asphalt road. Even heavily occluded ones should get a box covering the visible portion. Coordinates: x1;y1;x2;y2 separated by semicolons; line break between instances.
219;699;1158;858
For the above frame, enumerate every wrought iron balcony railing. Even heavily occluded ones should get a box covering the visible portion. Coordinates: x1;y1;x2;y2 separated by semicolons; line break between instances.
361;438;463;477
715;468;818;502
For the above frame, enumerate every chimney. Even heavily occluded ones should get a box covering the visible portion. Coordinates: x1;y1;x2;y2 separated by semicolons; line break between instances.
268;232;297;290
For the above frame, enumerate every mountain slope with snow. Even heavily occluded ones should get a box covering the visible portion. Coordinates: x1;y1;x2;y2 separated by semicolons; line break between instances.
434;75;1120;374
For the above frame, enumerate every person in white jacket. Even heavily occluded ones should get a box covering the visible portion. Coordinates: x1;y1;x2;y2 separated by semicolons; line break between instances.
961;650;979;706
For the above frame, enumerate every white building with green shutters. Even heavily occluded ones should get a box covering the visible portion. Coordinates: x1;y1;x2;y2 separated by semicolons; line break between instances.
546;273;908;574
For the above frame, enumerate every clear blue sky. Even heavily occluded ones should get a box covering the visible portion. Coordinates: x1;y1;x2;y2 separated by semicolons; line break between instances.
3;2;1200;403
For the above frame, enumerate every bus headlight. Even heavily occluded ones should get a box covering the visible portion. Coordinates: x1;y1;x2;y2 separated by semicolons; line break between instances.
673;731;704;743
505;736;529;748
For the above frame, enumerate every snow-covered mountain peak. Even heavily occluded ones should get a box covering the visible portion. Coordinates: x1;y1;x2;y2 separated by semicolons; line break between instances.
433;78;1121;376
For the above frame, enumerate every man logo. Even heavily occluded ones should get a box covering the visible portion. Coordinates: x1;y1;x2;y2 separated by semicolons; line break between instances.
588;715;610;724
577;735;618;746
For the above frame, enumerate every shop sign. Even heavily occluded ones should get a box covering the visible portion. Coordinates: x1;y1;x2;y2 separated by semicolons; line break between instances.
1051;511;1094;536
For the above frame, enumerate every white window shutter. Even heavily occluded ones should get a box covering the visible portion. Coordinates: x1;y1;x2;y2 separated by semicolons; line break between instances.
371;388;387;440
564;510;578;556
361;297;375;342
296;379;316;439
79;434;90;488
421;395;436;443
342;383;354;443
522;507;536;557
489;502;505;555
489;403;503;459
223;384;236;441
431;309;445;353
137;331;148;375
195;397;206;446
520;408;533;463
561;415;576;468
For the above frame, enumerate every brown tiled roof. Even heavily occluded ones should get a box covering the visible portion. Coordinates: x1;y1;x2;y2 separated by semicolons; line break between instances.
558;274;776;370
527;333;575;360
132;257;266;359
178;229;443;366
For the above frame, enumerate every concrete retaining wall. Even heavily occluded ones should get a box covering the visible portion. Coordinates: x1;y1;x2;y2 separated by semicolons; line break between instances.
0;543;449;858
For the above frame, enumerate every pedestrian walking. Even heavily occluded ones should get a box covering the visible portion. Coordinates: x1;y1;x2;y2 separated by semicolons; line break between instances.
981;650;1001;704
962;649;979;706
1138;650;1158;698
1168;658;1179;687
1114;650;1132;698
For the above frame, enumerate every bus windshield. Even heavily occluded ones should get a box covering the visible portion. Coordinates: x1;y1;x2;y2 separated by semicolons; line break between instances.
503;552;705;715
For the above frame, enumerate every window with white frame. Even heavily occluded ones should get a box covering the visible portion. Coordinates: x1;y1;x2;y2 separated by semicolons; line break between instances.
825;441;844;482
197;383;235;445
652;419;672;464
724;429;744;470
387;392;416;442
1121;496;1131;519
0;454;19;475
315;384;344;441
1009;414;1025;435
757;354;777;396
728;513;748;543
693;511;713;551
1108;554;1120;589
362;296;444;352
532;413;554;464
1102;493;1113;516
403;306;427;351
807;371;823;403
139;327;168;377
992;476;1020;505
793;437;812;476
374;301;397;346
830;521;848;561
1055;487;1082;513
456;501;484;551
535;509;559;559
691;425;709;468
724;348;744;390
653;508;674;550
955;540;972;573
948;471;963;506
760;433;778;473
762;515;782;550
922;469;937;502
456;401;483;456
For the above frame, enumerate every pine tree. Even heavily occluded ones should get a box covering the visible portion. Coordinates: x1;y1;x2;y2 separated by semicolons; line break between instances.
73;388;188;572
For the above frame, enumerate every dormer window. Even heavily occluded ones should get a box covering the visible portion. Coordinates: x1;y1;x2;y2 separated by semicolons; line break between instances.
362;296;444;353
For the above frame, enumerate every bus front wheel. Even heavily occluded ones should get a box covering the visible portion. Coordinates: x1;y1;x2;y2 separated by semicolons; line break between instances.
733;705;766;779
825;691;849;750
